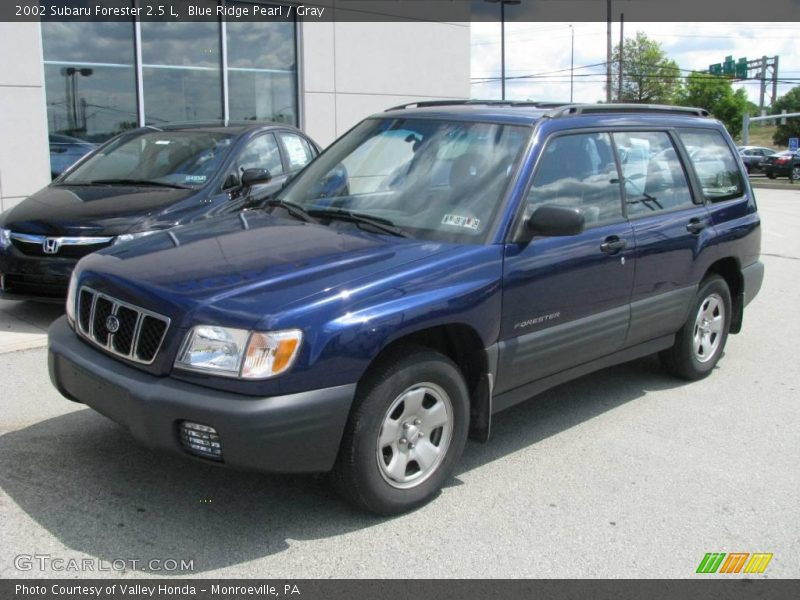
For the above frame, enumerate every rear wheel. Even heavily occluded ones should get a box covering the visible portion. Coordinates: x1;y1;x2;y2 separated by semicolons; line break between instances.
790;166;800;183
767;172;776;179
660;275;731;380
332;346;470;514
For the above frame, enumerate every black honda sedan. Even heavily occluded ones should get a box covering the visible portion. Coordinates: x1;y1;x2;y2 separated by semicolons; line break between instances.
0;122;319;301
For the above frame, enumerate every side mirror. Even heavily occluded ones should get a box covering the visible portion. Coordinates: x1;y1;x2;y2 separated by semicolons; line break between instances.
241;168;272;188
526;205;585;237
222;172;240;190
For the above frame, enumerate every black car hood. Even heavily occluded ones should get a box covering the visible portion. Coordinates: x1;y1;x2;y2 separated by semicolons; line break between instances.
0;184;196;236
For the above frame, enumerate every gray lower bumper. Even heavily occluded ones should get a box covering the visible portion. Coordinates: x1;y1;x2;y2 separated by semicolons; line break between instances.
48;316;356;473
742;260;765;307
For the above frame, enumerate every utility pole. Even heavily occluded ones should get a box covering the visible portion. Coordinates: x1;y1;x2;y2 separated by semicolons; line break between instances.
618;13;624;102
759;55;768;116
569;24;574;103
606;0;612;102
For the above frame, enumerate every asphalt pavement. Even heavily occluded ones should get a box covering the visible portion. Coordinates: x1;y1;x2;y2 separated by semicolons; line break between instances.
0;188;798;578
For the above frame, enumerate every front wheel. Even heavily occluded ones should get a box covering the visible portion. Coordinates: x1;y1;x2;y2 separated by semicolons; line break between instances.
660;275;731;380
790;166;800;183
332;347;470;515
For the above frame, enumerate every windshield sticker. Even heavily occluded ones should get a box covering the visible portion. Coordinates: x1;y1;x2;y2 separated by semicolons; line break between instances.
155;140;171;145
184;175;207;183
442;214;480;230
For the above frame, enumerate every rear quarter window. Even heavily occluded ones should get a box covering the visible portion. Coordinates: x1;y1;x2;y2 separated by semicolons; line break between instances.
678;128;744;202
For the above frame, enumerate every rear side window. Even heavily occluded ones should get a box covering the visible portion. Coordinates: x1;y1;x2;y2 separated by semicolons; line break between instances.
612;131;694;216
278;133;316;172
678;129;744;202
527;132;624;227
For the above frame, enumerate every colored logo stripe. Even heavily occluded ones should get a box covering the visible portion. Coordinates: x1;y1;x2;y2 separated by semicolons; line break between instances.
744;553;773;574
719;553;749;573
697;553;726;573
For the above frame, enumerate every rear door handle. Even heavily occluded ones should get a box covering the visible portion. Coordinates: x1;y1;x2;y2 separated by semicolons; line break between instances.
600;236;627;255
686;218;709;234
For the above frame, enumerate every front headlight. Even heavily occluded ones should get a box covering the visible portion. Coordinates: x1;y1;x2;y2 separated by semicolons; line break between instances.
65;270;78;325
113;230;160;245
0;227;10;249
175;326;302;379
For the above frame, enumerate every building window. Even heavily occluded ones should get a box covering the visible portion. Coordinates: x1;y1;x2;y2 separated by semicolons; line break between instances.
41;21;138;176
226;3;297;124
140;22;224;125
40;1;298;177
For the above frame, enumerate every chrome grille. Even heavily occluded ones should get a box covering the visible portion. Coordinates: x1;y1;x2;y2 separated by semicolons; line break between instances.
76;287;170;365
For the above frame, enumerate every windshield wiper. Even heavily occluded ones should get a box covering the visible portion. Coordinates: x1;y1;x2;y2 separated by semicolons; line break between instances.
87;178;192;189
308;208;410;238
262;199;318;223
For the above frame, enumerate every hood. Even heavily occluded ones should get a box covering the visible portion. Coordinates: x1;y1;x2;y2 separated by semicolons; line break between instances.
77;210;456;329
0;184;196;236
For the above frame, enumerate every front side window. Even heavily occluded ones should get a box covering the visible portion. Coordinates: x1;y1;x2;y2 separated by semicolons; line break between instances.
679;128;744;202
235;134;284;176
61;131;234;188
279;118;529;243
526;133;623;227
613;131;694;216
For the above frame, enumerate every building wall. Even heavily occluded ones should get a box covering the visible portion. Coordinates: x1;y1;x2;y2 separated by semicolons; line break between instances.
0;23;51;212
300;21;471;146
0;18;470;215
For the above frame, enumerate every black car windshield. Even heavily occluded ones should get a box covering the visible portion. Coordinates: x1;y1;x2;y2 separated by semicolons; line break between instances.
277;117;529;243
60;130;235;188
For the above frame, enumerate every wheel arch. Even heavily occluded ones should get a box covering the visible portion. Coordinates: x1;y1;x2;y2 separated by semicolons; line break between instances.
704;257;743;333
361;323;495;443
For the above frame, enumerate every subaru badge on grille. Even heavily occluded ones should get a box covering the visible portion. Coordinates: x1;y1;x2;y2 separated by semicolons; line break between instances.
105;314;120;334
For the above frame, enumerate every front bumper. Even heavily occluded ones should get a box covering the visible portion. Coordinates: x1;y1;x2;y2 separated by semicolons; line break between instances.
0;245;75;300
48;316;356;473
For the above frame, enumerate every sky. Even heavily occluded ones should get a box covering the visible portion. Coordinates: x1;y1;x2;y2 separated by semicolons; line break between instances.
471;22;800;109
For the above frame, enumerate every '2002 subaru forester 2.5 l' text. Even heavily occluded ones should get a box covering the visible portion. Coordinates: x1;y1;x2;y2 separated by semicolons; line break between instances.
48;102;763;514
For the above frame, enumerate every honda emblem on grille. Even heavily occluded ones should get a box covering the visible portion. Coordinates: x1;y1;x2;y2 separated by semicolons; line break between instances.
42;238;61;254
105;315;120;334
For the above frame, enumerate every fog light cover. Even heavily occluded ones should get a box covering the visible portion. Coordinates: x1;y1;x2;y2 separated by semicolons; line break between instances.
179;421;222;461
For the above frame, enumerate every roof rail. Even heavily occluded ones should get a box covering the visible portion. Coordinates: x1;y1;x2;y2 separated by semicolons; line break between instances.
546;103;710;118
384;99;570;112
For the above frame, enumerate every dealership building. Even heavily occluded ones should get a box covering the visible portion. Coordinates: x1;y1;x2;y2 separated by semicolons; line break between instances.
0;5;470;212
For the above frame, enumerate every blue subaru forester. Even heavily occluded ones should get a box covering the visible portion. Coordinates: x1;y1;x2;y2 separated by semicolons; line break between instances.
48;102;764;514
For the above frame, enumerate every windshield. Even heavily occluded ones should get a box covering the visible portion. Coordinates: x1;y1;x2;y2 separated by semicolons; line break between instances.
61;130;235;188
278;118;529;243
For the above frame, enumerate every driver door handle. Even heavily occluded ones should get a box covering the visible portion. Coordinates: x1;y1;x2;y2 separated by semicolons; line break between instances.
686;218;709;234
600;236;627;255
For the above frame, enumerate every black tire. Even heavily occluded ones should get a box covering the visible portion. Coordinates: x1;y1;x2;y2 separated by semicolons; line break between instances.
767;172;776;179
660;275;732;381
790;166;800;183
332;346;470;515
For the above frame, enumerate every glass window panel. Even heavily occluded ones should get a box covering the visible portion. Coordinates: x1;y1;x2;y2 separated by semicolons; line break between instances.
226;5;297;124
235;134;284;175
528;133;624;227
141;22;222;125
678;129;744;202
278;132;314;171
612;131;694;216
41;19;137;176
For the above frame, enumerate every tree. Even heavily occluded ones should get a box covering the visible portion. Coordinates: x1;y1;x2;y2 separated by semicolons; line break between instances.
771;86;800;146
678;72;751;138
609;32;682;104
